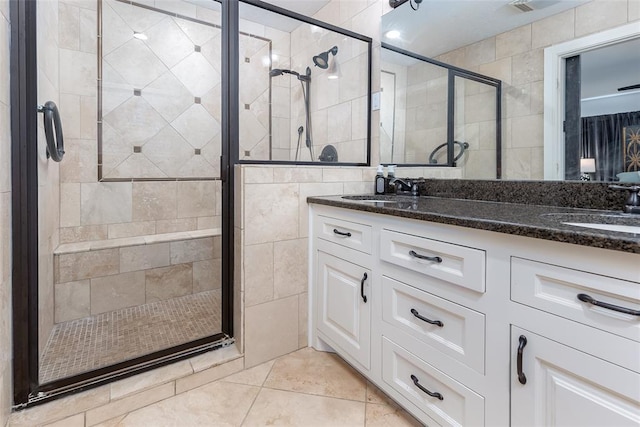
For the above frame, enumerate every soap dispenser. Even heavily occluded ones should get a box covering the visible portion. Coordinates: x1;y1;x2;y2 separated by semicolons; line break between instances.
375;165;385;195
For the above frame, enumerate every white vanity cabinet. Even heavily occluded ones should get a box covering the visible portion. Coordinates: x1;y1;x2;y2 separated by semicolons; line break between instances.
309;203;640;427
313;212;373;372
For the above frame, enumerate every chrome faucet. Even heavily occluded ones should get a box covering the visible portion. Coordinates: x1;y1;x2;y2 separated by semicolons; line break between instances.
389;177;419;197
609;185;640;214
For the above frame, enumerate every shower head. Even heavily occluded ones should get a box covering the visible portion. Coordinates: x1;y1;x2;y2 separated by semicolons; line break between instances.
312;46;338;69
269;69;285;77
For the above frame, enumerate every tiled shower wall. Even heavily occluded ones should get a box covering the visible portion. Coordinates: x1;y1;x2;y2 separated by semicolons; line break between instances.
0;0;12;423
58;0;224;244
288;22;370;163
435;0;640;180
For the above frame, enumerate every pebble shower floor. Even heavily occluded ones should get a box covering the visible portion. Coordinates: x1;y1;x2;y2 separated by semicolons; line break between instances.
39;290;222;383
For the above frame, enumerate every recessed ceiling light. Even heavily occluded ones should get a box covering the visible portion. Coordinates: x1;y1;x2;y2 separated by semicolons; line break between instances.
133;32;148;40
385;30;401;39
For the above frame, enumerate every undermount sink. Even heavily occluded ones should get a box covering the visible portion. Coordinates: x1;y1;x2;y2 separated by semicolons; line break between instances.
540;212;640;234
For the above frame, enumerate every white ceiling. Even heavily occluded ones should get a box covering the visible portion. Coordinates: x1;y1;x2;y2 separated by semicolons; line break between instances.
382;0;589;57
382;0;640;102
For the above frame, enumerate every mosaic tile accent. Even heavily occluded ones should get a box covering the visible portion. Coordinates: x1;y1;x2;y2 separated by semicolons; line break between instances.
39;290;222;383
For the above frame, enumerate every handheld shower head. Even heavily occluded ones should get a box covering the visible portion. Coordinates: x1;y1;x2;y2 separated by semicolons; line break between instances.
269;69;284;77
298;126;304;135
313;46;338;69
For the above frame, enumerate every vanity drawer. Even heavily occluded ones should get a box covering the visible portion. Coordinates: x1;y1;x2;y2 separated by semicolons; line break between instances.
382;276;485;374
511;257;640;342
315;214;372;254
380;229;485;293
382;337;485;427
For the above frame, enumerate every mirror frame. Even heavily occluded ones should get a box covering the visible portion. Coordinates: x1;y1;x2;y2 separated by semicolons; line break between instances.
544;22;640;180
381;43;502;177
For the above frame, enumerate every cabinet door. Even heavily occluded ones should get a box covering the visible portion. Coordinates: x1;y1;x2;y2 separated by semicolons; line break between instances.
316;251;371;369
511;326;640;427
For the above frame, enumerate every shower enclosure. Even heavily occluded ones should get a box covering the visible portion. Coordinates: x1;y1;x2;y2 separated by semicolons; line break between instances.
11;0;371;407
11;0;234;405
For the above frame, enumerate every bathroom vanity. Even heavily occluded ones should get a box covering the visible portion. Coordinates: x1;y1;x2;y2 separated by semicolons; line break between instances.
308;195;639;426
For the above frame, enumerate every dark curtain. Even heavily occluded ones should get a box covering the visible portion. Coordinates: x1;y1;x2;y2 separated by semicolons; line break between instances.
581;111;640;181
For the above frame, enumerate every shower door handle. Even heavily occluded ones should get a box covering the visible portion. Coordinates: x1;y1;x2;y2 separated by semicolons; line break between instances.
38;101;65;162
220;156;227;183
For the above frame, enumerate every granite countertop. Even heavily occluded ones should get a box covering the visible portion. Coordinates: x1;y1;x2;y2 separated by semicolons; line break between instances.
308;195;640;254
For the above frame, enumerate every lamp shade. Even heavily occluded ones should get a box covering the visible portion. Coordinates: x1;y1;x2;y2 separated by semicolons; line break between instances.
580;158;596;173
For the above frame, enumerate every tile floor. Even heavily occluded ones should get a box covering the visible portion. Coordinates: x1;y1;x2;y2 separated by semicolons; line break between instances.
40;290;222;383
95;347;422;426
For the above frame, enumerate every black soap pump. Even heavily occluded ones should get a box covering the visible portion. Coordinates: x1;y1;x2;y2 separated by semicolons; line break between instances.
375;165;385;195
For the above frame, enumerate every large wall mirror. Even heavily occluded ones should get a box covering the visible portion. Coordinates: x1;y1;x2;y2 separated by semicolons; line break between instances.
382;0;640;181
380;44;502;179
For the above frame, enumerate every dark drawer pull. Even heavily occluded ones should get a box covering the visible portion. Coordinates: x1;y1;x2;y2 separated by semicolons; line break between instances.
409;250;442;263
410;308;444;327
333;228;352;237
517;335;527;385
410;375;443;400
577;293;640;316
360;272;368;303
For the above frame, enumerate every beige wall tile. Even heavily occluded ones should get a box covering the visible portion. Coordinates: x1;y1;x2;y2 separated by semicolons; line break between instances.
244;295;298;368
175;357;244;393
156;218;197;234
85;383;175;426
298;182;343;238
60;224;109;243
145;263;193;302
108;221;156;239
90;271;146;314
58;2;80;50
272;167;323;183
60;183;81;227
244;243;274;307
110;360;192;400
244;183;299;245
170;237;213;264
531;9;575;49
511;49;544;86
322;167;361;182
273;238;307;299
244;166;274;184
60;138;97;183
60;48;96;96
496;25;531;59
120;242;170;273
55;279;90;322
177;181;216;218
132;182;177;221
193;259;221;292
81;182;132;225
56;248;120;283
575;0;629;37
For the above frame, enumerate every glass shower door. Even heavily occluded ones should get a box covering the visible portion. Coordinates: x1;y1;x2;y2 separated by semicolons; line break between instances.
37;0;226;385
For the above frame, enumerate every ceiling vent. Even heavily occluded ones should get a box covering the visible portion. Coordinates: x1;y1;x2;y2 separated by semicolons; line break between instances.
509;0;534;12
509;0;562;13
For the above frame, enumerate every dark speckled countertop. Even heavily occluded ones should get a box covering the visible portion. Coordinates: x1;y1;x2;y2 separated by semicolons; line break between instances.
308;194;640;254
